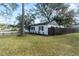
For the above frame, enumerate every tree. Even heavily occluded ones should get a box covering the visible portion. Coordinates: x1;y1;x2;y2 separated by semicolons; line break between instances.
0;3;18;16
16;11;36;32
24;11;36;25
53;9;76;27
16;3;25;36
34;3;76;27
19;3;25;36
0;3;19;30
75;4;79;25
0;3;26;36
34;3;53;22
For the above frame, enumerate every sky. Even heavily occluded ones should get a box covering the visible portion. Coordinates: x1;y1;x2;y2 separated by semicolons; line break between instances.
0;3;78;25
0;0;79;3
0;3;34;25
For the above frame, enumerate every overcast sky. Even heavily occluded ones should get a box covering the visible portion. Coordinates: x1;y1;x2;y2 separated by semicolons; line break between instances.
0;3;78;25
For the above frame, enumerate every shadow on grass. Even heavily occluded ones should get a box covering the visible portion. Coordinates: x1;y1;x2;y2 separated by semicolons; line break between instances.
26;32;79;37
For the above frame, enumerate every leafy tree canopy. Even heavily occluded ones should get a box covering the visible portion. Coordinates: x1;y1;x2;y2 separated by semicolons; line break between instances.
34;3;76;27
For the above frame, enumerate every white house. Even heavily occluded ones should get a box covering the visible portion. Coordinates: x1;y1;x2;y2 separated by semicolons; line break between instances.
26;21;64;35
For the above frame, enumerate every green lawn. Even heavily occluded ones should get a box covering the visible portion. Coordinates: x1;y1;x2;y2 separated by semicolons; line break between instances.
0;33;79;56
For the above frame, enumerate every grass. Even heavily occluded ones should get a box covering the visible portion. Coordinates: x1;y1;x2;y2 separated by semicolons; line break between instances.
0;33;79;56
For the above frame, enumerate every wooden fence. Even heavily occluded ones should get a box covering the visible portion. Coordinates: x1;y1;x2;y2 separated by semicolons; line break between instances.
48;27;79;35
0;31;18;36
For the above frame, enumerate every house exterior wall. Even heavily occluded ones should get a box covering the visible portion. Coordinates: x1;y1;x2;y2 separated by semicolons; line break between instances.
24;20;66;35
29;25;48;35
43;25;48;35
28;24;64;35
25;20;65;35
30;26;39;33
39;25;48;35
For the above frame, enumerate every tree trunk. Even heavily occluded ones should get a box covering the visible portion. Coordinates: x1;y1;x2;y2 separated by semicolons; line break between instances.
18;3;25;36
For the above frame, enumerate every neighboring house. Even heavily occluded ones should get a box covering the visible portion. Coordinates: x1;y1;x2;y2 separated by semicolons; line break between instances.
25;21;64;35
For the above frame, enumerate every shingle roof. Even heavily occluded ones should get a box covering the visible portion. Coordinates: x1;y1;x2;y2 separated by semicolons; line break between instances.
29;20;58;26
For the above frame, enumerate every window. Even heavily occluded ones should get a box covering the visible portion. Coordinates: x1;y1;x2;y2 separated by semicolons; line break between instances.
41;26;44;31
39;26;40;30
33;27;35;30
31;27;35;30
39;26;44;31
